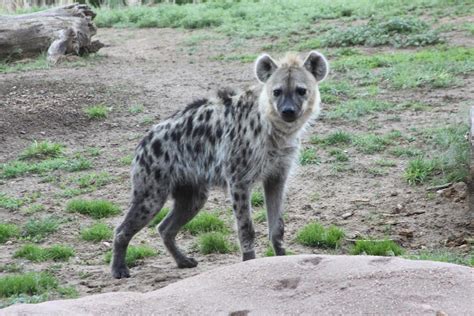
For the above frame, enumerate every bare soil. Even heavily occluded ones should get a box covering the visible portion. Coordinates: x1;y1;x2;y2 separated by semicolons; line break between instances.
0;27;472;297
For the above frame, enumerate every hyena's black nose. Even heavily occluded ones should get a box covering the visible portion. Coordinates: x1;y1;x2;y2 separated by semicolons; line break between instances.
281;107;297;122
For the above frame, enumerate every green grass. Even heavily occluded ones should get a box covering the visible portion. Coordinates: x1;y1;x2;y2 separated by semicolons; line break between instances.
184;212;227;235
93;0;472;38
148;208;170;228
404;124;469;185
19;141;64;160
389;146;422;157
264;246;295;257
211;53;258;63
119;154;134;166
251;191;264;207
22;217;60;241
66;199;121;219
84;105;109;119
351;239;403;256
73;172;113;189
326;99;393;120
104;245;157;267
197;232;234;254
0;193;23;210
334;47;474;89
0;157;92;179
80;222;113;242
375;159;397;167
312;131;352;146
299;148;319;165
296;222;345;249
0;272;58;298
14;244;75;262
0;223;20;243
405;250;473;267
353;134;393;154
128;104;144;114
322;17;443;48
329;149;349;162
253;209;267;223
0;54;50;74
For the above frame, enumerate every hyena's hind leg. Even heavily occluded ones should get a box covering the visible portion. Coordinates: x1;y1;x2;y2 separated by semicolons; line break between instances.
158;184;209;268
111;190;167;279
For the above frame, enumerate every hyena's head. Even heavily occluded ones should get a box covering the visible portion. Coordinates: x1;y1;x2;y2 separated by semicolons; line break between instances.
255;51;329;125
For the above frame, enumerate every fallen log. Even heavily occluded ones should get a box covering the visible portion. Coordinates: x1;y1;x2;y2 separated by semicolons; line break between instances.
0;3;104;63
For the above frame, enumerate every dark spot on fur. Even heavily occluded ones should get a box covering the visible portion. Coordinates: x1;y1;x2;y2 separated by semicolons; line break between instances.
186;116;194;137
164;132;169;141
139;155;150;174
205;109;213;122
154;169;161;182
152;140;163;158
164;151;170;162
217;88;236;107
234;192;240;201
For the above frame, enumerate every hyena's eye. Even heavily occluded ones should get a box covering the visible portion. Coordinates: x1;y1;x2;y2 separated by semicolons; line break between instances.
296;87;307;96
273;89;282;97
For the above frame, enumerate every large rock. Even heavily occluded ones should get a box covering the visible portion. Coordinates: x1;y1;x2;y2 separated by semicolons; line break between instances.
2;255;473;315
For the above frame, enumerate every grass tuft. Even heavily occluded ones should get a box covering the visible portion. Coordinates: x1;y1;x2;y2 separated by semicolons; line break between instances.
184;212;227;235
66;199;120;219
296;222;345;248
14;244;75;262
351;239;403;256
22;217;60;241
197;232;234;254
0;193;23;210
251;191;264;207
148;208;170;228
104;245;157;267
299;148;319;165
84;105;109;119
405;250;473;267
0;223;20;243
19;141;63;160
0;272;58;298
80;222;113;242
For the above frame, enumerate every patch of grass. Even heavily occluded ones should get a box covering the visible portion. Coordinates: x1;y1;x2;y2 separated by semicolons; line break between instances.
323;17;443;48
0;223;20;243
197;232;234;254
351;239;403;256
80;222;113;242
405;250;473;267
299;147;319;165
22;217;60;241
104;245;157;267
0;54;50;74
184;212;227;235
329;149;349;162
24;203;45;214
66;199;121;219
0;272;58;298
253;209;267;223
0;157;92;179
84;104;108;119
251;191;264;207
119;154;134;166
128;104;144;114
296;222;345;249
389;146;422;157
14;244;75;262
0;263;23;273
19;141;64;160
264;246;295;257
320;131;352;146
375;159;397;167
326;99;393;120
404;157;438;185
211;54;258;63
148;208;170;228
73;172;112;189
353;134;392;154
334;47;474;89
0;193;23;210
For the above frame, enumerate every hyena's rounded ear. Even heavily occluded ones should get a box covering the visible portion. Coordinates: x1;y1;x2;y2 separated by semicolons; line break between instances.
255;54;278;83
303;51;329;83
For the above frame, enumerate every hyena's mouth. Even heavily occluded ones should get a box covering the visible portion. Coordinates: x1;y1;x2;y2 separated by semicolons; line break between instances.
280;111;299;122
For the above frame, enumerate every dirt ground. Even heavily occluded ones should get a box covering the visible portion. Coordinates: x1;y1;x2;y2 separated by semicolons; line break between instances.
0;27;472;297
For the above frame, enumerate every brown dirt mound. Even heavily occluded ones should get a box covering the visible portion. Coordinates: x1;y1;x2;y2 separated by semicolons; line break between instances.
3;255;473;315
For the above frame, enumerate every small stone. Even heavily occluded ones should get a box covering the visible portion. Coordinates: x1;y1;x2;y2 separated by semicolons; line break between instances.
103;242;111;248
398;229;414;238
393;204;404;213
341;212;353;219
390;191;398;197
5;240;13;245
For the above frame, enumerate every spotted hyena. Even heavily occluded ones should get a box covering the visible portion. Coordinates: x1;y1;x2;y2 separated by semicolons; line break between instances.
111;51;329;278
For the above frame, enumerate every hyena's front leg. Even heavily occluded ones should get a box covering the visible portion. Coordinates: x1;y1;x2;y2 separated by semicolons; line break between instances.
263;173;288;256
231;184;256;261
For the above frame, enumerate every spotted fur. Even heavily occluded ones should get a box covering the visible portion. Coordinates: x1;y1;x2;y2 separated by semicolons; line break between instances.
111;51;329;278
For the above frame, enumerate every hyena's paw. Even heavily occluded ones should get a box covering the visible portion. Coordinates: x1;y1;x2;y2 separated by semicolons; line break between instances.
111;264;130;279
176;256;198;269
242;250;256;261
